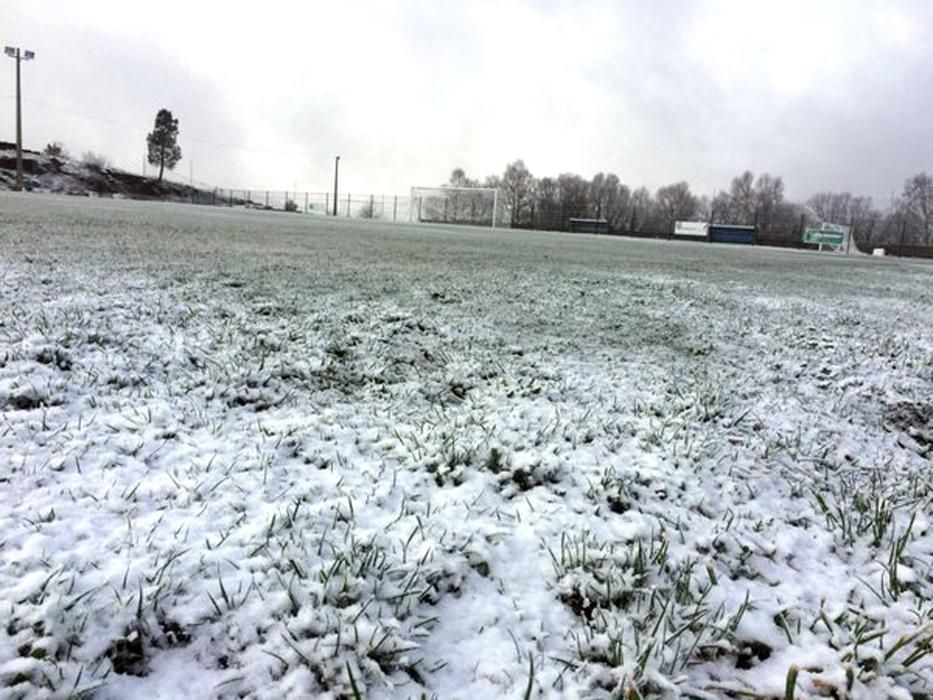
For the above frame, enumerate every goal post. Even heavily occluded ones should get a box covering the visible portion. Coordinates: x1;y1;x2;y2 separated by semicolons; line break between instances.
409;186;499;229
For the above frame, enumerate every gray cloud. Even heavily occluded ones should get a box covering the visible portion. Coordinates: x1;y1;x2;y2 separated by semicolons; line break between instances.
3;0;931;202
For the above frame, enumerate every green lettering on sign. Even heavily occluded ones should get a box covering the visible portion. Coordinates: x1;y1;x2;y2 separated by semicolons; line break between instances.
803;228;845;245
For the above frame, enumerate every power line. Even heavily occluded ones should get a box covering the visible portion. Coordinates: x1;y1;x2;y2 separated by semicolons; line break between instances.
0;95;326;159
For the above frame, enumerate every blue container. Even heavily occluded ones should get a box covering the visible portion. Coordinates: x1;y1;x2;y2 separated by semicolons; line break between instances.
569;218;610;234
709;225;756;245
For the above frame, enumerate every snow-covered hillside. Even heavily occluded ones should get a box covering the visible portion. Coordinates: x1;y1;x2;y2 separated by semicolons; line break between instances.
0;145;202;201
0;193;931;699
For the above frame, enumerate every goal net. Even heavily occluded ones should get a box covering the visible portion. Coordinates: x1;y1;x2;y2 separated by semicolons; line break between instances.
409;186;499;228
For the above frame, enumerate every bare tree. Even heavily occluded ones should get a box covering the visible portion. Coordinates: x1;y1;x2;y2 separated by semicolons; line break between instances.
849;196;880;246
587;173;631;231
728;171;756;224
449;167;479;188
557;173;589;228
629;187;655;232
443;167;487;222
901;173;933;243
712;171;788;231
482;174;502;225
535;176;561;230
608;181;632;232
710;191;731;224
501;160;535;228
808;191;852;224
44;142;67;158
588;172;611;220
656;181;698;232
754;174;785;231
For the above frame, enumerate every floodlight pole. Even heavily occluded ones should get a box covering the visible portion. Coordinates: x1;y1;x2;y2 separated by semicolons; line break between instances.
333;156;340;216
5;47;36;191
14;49;22;190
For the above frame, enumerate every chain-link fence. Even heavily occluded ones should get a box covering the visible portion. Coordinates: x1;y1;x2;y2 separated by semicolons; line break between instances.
182;188;457;224
180;188;508;227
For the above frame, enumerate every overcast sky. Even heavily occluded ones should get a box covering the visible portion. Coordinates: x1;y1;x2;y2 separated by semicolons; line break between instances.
3;0;931;202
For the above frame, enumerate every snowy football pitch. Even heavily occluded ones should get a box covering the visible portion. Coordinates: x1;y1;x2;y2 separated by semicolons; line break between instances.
1;192;932;699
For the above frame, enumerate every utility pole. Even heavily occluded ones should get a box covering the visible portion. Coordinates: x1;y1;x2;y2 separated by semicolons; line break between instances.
5;46;36;191
333;156;340;216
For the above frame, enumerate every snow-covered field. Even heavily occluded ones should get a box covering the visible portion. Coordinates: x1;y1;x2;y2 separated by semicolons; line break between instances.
1;192;932;700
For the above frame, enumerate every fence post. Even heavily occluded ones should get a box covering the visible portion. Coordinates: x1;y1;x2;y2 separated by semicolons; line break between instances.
369;194;374;218
393;195;397;221
347;194;351;217
326;193;330;215
304;192;309;213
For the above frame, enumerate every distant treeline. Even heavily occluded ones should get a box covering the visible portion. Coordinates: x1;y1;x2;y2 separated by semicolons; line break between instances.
451;162;933;248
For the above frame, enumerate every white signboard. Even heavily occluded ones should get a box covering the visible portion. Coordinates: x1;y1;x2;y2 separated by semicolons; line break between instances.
674;221;709;237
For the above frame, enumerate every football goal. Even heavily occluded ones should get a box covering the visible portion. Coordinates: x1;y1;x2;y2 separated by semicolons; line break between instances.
409;186;499;228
